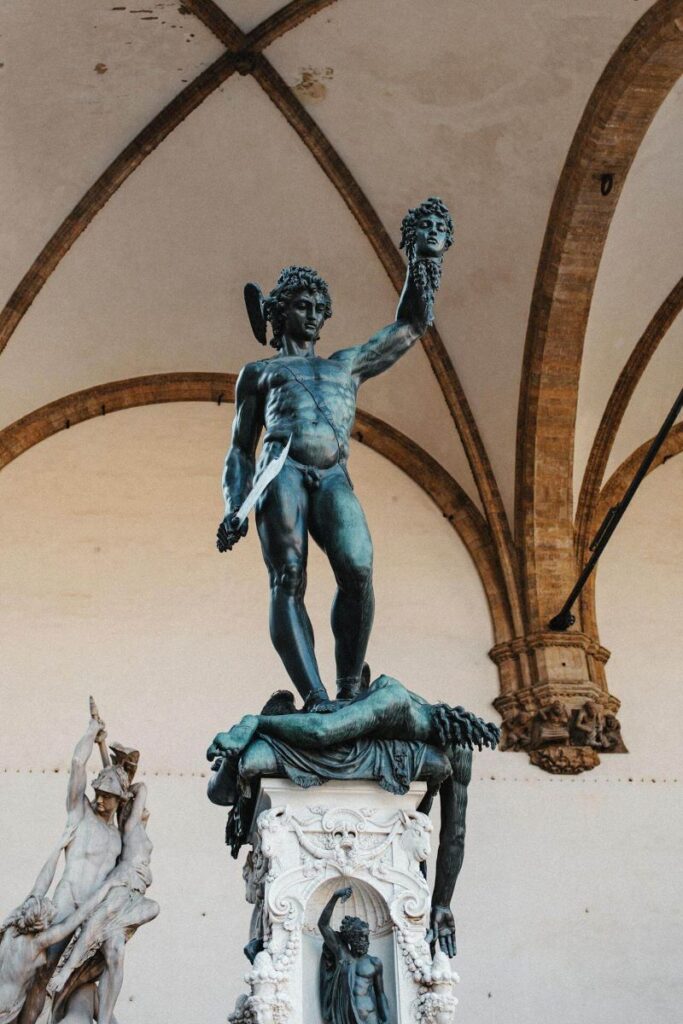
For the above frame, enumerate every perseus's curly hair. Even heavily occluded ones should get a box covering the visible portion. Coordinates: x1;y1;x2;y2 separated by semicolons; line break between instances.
264;266;332;349
432;703;500;752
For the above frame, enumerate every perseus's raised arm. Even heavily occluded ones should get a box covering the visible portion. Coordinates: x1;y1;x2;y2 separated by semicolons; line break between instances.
332;198;453;384
221;364;263;519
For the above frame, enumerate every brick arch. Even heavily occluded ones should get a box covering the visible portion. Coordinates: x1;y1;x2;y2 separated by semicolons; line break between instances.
0;372;511;646
0;0;522;643
516;0;683;631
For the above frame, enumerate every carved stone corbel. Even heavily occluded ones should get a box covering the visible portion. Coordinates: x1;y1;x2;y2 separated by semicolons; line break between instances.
492;632;626;774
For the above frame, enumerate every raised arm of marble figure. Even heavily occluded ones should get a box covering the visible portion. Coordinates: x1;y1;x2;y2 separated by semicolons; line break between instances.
429;746;472;958
123;782;147;834
28;826;76;897
331;198;453;383
66;715;102;821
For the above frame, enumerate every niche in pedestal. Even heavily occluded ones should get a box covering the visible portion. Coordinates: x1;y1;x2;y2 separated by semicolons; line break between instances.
302;876;398;1023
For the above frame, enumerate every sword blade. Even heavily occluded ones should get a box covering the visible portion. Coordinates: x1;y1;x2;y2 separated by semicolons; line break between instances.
233;436;292;526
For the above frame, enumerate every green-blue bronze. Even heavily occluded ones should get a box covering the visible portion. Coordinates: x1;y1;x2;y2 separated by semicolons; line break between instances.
217;199;454;708
207;674;499;959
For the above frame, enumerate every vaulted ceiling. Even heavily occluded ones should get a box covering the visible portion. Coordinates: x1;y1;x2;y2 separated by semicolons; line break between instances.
1;0;681;653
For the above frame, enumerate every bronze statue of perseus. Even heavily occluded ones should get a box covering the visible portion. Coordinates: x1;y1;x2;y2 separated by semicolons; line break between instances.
217;198;454;710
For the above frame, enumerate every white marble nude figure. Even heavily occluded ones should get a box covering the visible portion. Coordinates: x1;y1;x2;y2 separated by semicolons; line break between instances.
48;783;159;1024
0;829;117;1024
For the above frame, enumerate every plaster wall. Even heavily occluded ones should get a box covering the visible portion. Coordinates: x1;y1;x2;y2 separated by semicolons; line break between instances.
1;404;681;1023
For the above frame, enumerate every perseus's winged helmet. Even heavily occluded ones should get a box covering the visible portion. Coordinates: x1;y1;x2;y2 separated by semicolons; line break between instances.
243;267;332;350
243;282;268;346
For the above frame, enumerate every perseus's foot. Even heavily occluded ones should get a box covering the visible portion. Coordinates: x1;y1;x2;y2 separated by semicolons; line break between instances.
304;697;353;714
303;688;343;714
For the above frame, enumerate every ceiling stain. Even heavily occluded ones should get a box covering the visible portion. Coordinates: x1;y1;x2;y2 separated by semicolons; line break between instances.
294;66;334;103
94;62;108;74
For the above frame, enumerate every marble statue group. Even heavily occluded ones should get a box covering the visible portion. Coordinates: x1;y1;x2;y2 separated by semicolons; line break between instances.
0;703;157;1024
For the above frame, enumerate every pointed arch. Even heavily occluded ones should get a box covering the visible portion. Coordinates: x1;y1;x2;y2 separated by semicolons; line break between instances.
0;373;510;644
516;0;683;630
0;1;338;362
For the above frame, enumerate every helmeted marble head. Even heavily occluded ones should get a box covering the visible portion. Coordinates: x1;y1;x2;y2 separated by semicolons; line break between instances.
92;764;128;799
92;764;128;818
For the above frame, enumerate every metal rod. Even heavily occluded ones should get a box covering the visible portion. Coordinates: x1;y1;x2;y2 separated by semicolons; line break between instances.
549;387;683;631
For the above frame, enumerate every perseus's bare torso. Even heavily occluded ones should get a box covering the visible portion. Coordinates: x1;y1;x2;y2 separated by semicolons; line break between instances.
254;354;357;469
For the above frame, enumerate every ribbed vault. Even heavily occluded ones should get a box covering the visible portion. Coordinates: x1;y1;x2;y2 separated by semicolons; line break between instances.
516;0;683;633
1;0;681;770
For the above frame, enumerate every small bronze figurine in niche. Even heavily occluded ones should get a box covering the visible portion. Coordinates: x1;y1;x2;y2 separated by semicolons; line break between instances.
317;885;390;1024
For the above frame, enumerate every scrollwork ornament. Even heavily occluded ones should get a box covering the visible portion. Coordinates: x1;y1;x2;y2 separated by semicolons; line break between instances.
228;951;293;1024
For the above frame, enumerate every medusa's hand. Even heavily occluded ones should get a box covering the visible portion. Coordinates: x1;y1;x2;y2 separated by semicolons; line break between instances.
428;904;456;959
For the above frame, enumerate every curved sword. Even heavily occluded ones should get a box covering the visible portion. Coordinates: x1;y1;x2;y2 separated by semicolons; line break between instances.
231;436;292;528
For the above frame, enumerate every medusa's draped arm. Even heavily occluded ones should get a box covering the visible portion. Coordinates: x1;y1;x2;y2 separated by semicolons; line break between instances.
428;747;471;958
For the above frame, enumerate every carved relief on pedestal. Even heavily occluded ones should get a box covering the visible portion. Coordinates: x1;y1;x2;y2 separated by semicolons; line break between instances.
229;784;459;1024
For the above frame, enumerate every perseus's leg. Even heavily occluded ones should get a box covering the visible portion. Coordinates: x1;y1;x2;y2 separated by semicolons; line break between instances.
309;473;374;699
256;465;327;705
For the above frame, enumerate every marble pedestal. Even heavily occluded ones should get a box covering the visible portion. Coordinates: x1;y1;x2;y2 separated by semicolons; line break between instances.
228;778;459;1024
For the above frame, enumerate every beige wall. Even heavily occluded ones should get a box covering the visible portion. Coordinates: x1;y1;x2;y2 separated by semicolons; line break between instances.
1;404;681;1022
